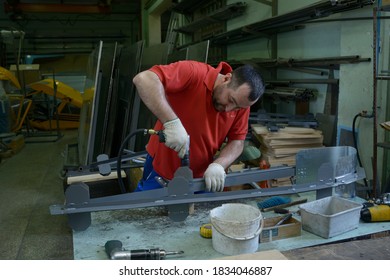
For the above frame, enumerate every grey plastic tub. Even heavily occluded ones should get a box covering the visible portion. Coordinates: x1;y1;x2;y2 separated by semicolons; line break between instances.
299;196;362;238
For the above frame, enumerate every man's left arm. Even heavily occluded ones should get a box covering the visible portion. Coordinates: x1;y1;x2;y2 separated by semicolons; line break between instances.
203;139;244;192
214;139;244;169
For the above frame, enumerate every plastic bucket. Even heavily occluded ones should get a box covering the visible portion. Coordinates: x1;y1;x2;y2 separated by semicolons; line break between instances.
210;203;263;255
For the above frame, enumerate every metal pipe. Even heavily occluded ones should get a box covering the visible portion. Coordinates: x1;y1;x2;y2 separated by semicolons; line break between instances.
373;7;378;198
4;3;111;14
211;0;374;45
283;67;328;76
246;56;371;68
267;79;339;84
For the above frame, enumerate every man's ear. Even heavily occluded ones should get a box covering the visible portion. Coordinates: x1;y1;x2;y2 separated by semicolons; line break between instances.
223;73;232;83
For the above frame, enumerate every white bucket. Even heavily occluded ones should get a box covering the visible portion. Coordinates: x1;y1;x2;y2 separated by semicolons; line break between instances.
210;203;263;255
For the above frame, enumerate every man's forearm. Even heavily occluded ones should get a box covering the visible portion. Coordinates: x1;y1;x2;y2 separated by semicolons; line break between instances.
133;70;176;124
213;140;245;169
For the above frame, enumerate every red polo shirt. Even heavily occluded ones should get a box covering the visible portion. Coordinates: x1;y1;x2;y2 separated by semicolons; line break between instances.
146;60;250;179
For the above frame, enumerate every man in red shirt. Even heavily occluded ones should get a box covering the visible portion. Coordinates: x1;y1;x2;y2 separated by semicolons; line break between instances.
133;60;264;192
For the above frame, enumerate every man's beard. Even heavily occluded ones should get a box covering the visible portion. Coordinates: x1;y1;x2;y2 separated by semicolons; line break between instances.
212;85;225;112
212;97;224;112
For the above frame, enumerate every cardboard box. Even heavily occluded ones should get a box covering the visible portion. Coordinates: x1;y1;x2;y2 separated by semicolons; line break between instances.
383;0;390;9
259;216;301;243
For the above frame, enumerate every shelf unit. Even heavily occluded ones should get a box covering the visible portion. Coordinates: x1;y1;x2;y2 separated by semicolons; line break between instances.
173;0;373;49
168;0;249;63
174;2;247;34
372;3;390;196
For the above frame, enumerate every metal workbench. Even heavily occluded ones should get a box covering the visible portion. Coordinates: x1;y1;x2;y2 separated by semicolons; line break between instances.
72;191;390;260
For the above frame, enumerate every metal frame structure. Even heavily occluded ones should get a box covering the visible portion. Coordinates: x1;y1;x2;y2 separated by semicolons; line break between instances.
50;146;365;231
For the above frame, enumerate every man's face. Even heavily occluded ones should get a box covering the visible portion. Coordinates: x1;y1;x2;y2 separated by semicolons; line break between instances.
212;82;256;112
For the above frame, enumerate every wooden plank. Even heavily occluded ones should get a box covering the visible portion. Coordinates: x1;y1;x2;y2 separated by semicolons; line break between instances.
267;138;324;146
67;170;127;184
251;124;320;135
261;132;323;140
271;145;324;157
252;123;324;168
216;249;288;260
262;155;296;166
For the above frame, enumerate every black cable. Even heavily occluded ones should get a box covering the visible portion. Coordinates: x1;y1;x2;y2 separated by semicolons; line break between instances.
352;112;371;188
352;113;364;168
117;128;147;194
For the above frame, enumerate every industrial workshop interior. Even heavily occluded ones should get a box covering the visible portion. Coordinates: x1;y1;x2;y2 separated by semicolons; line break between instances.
1;0;390;266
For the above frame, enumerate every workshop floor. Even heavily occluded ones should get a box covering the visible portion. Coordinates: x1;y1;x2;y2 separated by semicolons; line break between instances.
0;129;389;260
0;130;75;260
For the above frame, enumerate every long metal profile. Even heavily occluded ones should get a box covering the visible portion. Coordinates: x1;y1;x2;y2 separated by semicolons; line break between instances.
50;146;366;230
50;164;365;216
50;165;293;213
50;146;365;214
206;0;375;46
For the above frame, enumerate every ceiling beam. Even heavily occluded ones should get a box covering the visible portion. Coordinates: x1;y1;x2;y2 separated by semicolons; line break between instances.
4;3;112;14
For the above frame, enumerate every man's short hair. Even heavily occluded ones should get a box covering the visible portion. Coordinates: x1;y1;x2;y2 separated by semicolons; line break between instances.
230;64;265;102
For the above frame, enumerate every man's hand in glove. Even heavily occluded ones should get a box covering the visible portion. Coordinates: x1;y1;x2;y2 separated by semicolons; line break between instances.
204;163;226;192
163;118;189;158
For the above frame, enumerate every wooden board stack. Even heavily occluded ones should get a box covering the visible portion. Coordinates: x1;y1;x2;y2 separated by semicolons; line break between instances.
251;124;323;186
380;121;390;131
252;124;324;167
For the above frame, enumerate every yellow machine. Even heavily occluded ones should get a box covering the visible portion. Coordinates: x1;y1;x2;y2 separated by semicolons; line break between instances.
0;66;21;89
0;66;32;133
28;78;83;130
1;66;84;131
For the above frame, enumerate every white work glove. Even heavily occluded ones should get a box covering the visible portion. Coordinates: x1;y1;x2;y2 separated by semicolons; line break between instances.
163;118;189;159
204;163;226;192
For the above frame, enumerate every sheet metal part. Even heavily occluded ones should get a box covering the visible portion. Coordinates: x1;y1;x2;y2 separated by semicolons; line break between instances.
78;41;103;165
92;43;120;161
123;41;145;152
295;146;358;185
100;43;119;154
133;43;169;152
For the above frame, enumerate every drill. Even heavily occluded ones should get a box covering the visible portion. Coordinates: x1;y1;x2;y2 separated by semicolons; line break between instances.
105;240;184;260
360;203;390;222
146;129;190;166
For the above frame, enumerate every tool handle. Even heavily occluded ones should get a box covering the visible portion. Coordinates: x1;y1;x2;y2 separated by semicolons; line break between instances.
147;129;189;166
275;213;293;226
262;199;307;212
145;129;165;142
127;249;157;260
158;132;165;143
105;240;123;259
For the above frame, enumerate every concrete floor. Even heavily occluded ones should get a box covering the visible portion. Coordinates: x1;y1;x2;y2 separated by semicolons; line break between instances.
1;129;389;260
283;233;390;260
0;130;74;260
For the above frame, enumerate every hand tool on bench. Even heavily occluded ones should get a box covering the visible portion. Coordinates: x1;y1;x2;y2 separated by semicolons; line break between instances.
105;240;184;260
275;213;293;226
262;198;307;212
